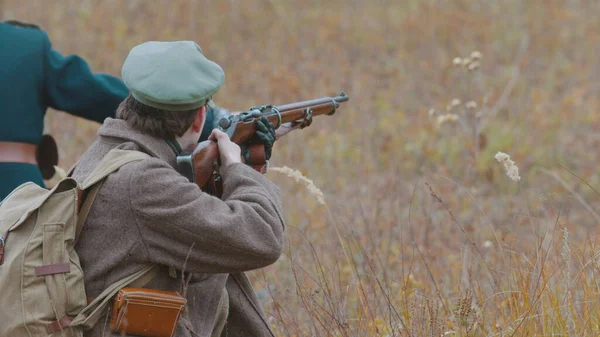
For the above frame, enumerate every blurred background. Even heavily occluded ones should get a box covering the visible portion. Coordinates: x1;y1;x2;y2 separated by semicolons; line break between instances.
4;0;600;335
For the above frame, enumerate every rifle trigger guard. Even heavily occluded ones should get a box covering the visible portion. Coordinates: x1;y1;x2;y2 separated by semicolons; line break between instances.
300;107;313;129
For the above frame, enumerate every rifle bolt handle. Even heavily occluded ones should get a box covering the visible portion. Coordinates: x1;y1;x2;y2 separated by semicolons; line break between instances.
218;117;232;129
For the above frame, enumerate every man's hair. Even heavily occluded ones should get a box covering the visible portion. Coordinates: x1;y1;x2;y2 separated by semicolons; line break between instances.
116;94;198;139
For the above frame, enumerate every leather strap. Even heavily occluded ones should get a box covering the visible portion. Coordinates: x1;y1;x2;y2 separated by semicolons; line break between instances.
0;230;7;265
85;266;158;305
0;141;37;165
70;265;157;329
46;315;72;334
75;181;104;242
35;263;70;276
0;245;4;266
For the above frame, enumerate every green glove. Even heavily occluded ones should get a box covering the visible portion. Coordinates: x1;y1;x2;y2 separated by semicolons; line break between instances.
244;116;276;163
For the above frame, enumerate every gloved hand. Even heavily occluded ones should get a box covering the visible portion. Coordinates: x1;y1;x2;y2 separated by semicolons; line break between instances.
243;116;276;163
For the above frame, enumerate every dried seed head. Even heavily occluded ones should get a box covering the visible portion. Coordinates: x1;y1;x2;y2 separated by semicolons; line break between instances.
452;57;463;66
270;166;326;205
436;113;459;126
455;291;475;329
446;98;461;111
462;57;472;67
494;152;521;182
470;51;482;60
467;62;480;71
436;115;446;125
428;108;437;117
466;101;477;109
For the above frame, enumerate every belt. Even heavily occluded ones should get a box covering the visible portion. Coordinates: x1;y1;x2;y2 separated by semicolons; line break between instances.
0;142;37;165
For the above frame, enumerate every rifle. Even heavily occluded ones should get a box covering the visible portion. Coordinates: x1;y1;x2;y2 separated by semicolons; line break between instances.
176;92;349;194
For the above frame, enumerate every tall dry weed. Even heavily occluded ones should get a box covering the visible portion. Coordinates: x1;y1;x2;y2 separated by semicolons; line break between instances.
270;166;325;206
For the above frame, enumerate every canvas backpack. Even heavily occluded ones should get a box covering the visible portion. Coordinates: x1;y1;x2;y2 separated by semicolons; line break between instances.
0;149;157;337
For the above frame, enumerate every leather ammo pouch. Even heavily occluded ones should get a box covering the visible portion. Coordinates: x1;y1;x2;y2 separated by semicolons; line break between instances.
110;288;186;337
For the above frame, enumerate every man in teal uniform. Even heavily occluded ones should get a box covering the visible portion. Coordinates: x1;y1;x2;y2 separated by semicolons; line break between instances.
0;20;130;199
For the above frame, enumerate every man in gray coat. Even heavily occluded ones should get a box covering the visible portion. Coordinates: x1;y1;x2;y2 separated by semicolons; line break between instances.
73;41;285;337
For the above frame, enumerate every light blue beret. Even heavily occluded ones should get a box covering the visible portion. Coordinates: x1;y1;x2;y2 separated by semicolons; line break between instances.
122;41;224;111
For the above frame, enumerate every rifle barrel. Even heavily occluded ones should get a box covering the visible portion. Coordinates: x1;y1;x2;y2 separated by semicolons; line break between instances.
272;92;349;124
276;92;348;113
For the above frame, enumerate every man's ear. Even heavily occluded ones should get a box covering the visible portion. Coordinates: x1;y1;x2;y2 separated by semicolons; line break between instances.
192;106;207;133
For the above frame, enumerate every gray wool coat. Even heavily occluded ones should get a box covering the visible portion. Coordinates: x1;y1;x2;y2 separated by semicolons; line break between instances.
72;118;285;337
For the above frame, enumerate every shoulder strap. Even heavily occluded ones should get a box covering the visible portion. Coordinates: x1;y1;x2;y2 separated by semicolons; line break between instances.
81;149;151;189
70;265;157;329
69;149;157;328
75;182;103;242
75;149;151;240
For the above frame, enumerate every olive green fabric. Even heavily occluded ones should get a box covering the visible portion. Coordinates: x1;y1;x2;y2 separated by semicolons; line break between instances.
121;41;224;111
0;149;152;337
0;179;85;337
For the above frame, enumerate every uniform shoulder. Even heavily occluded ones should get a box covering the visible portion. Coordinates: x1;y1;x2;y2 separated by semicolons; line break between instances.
122;155;180;180
2;20;49;44
4;19;41;29
122;156;194;199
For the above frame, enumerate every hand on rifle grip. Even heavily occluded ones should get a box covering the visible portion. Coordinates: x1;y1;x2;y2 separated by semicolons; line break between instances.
208;129;242;168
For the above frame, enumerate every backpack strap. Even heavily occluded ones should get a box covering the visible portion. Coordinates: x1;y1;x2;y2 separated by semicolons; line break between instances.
69;149;157;329
74;149;151;241
81;149;152;190
70;265;158;329
75;181;103;242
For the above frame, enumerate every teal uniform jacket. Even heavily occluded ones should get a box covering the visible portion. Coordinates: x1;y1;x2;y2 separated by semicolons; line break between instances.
0;22;129;199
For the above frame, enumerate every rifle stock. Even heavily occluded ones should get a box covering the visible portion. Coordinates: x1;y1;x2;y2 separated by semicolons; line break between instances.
176;92;349;193
176;140;219;188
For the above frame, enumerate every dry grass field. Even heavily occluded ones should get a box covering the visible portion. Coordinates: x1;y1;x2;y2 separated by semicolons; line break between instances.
4;0;600;335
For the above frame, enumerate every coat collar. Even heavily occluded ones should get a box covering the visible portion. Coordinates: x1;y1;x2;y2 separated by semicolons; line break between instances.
97;118;177;168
